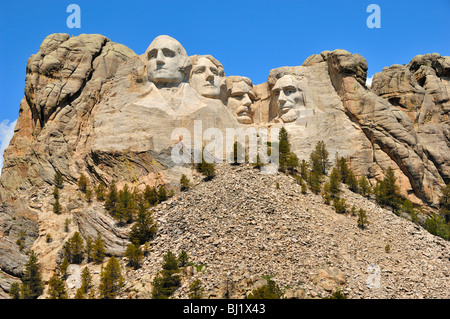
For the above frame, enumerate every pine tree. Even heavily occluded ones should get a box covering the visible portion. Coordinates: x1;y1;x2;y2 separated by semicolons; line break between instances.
80;267;92;293
85;237;93;263
157;186;168;203
9;282;20;299
99;257;124;299
358;175;371;197
53;197;62;215
54;171;64;189
178;250;189;268
375;167;401;211
232;141;245;165
144;185;159;206
247;275;283;299
357;208;369;229
252;153;264;170
129;201;157;246
64;232;84;264
47;273;67;299
196;155;216;181
77;174;88;193
286;152;299;175
278;127;290;172
74;288;85;299
301;180;307;194
308;170;321;194
85;187;93;203
60;258;69;279
64;218;70;232
439;183;450;223
180;174;191;191
124;243;143;269
424;213;450;240
333;197;346;214
53;186;60;200
152;250;181;299
189;279;204;299
329;167;341;198
383;167;401;211
309;141;330;176
337;156;350;184
115;184;136;224
105;180;118;215
300;159;308;179
91;233;106;264
20;251;44;299
95;182;106;201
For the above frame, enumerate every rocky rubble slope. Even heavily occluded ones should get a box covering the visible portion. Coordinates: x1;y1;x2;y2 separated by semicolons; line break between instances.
120;164;449;299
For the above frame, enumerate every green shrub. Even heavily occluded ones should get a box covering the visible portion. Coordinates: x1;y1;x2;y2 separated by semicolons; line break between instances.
77;174;88;193
424;213;450;240
357;208;369;229
180;174;191;191
189;279;204;299
124;243;144;269
247;275;283;299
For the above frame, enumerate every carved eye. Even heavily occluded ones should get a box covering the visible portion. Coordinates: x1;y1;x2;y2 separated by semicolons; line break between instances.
285;88;296;95
193;67;205;74
163;49;175;58
210;68;219;76
148;51;156;60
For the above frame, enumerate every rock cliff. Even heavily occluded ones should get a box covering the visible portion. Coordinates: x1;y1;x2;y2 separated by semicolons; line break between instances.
0;33;448;298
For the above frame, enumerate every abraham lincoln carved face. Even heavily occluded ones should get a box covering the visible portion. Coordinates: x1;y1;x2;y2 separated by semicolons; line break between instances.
272;75;306;123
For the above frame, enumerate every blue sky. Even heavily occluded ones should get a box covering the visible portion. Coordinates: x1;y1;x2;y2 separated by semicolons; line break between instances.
0;0;449;170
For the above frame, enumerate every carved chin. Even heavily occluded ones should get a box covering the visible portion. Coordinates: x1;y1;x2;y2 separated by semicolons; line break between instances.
237;115;252;124
280;110;298;123
198;87;220;99
148;70;184;85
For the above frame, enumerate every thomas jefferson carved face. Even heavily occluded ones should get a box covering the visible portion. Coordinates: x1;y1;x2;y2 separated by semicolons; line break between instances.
226;76;255;124
190;56;225;99
272;75;305;123
145;35;191;87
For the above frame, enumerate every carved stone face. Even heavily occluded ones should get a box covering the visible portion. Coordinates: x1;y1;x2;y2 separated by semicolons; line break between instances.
227;78;255;124
145;35;191;87
272;75;305;123
190;56;224;99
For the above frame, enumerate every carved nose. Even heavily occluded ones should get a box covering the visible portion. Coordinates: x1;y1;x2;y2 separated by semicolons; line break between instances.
278;91;287;105
155;50;164;64
206;70;214;81
242;94;252;107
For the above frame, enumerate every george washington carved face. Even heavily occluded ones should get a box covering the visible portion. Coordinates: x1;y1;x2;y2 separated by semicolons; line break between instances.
145;35;192;88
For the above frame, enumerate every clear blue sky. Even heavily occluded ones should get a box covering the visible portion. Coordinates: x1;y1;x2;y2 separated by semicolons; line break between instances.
0;0;449;126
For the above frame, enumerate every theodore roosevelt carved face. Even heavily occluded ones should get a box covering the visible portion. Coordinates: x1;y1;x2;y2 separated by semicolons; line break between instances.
145;35;192;88
272;75;306;123
226;76;255;124
190;55;225;99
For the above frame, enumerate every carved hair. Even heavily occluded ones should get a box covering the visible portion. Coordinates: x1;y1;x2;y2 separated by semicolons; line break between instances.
189;55;225;77
225;76;254;95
